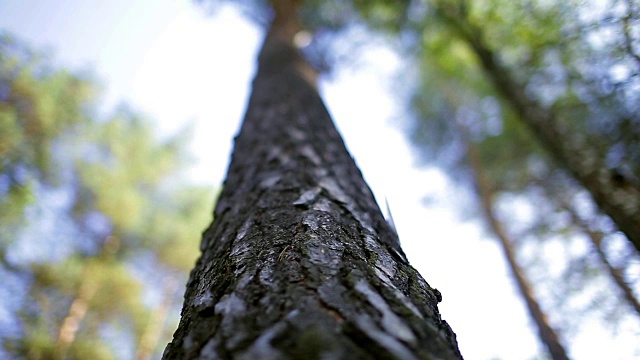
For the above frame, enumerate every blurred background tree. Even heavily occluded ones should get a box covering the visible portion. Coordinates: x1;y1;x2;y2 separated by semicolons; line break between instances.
0;33;214;359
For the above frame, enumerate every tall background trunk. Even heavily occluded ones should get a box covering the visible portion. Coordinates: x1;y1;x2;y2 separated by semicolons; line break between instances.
561;200;640;316
436;3;640;252
463;127;571;360
162;2;461;359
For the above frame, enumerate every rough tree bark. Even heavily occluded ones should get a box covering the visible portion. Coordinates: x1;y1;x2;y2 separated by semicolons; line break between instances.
162;2;461;359
436;2;640;253
462;127;571;360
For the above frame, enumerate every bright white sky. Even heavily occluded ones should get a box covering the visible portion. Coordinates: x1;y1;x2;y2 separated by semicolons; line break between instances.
1;1;636;359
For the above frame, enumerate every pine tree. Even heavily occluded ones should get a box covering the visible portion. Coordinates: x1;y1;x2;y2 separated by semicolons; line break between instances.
163;1;461;358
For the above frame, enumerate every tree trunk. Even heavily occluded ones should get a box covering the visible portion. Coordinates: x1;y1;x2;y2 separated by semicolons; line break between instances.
436;4;640;253
162;2;461;359
463;129;571;360
55;264;97;359
560;199;640;316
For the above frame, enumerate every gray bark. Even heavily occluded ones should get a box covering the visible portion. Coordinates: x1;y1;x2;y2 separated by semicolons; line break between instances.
162;3;461;359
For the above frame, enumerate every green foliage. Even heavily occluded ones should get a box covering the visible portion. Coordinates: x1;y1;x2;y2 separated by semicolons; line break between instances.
0;33;94;180
147;187;214;271
67;337;115;360
75;112;185;237
0;33;93;243
0;33;214;359
351;0;412;31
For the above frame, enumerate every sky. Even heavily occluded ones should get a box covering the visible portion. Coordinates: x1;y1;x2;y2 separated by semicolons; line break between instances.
0;1;637;359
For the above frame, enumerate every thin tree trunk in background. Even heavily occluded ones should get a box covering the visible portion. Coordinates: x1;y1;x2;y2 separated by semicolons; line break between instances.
436;3;640;253
162;1;461;359
55;236;120;358
463;130;571;360
561;201;640;316
55;265;97;359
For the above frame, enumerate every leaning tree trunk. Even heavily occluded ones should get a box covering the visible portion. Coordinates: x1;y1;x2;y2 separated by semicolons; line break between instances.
558;196;640;316
534;173;640;317
573;211;640;316
162;2;461;359
462;128;571;360
435;4;640;253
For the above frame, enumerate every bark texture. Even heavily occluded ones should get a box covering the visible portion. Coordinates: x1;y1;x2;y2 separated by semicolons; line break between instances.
437;5;640;253
163;3;461;359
